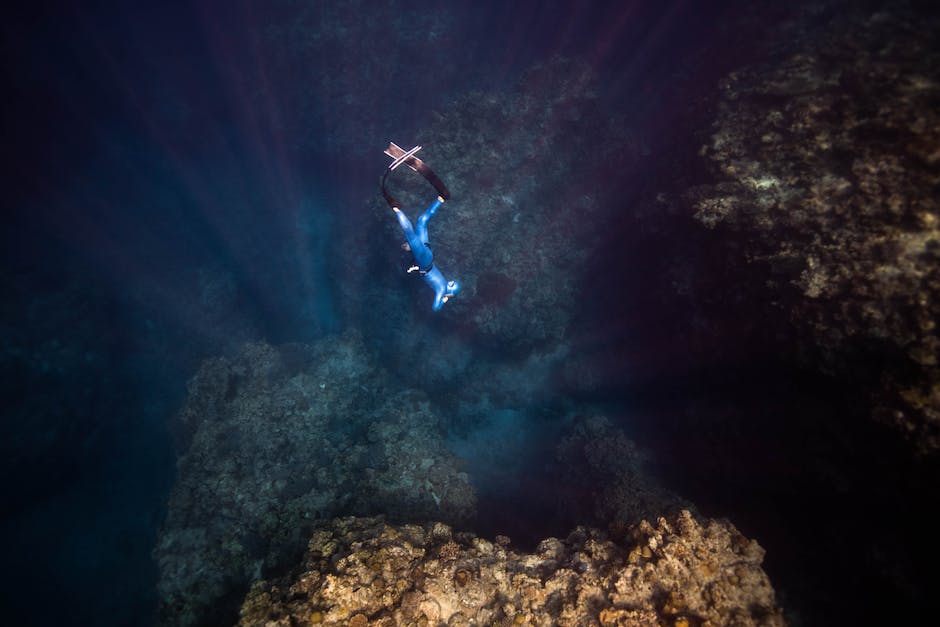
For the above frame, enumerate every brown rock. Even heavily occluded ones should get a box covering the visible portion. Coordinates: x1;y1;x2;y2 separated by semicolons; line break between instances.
238;513;784;627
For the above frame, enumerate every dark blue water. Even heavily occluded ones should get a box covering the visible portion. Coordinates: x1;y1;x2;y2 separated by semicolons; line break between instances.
3;1;938;625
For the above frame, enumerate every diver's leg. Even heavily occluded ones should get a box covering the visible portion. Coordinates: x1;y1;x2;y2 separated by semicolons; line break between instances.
393;208;416;241
415;198;443;243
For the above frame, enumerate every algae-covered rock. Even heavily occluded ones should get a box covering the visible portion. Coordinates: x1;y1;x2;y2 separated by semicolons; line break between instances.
238;512;783;627
690;3;940;452
555;415;691;527
348;56;643;358
154;333;475;626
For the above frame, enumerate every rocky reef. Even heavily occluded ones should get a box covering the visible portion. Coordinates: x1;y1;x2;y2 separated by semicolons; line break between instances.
689;3;940;452
238;512;782;627
554;415;691;528
154;334;475;626
150;6;940;624
346;56;643;360
153;331;694;626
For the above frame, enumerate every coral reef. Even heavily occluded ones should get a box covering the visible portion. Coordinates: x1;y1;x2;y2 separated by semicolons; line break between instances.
689;4;940;452
238;513;783;627
154;334;475;626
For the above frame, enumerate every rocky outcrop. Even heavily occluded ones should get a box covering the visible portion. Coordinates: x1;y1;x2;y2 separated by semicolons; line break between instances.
555;415;692;528
238;512;783;627
347;56;644;359
689;4;940;452
154;334;475;626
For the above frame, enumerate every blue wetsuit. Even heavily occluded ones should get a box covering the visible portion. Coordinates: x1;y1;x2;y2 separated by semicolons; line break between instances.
393;198;460;311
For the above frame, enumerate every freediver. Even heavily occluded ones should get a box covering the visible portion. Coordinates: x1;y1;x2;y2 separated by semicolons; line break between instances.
381;142;460;311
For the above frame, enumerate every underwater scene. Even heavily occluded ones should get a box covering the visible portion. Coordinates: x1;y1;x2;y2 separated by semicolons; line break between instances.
2;1;939;625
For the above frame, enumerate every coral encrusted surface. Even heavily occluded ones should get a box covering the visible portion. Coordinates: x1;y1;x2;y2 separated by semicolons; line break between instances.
689;4;940;452
348;56;644;357
238;512;783;627
554;415;692;527
154;334;475;626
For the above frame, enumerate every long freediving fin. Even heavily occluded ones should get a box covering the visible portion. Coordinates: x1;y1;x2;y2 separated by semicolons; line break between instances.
381;142;451;204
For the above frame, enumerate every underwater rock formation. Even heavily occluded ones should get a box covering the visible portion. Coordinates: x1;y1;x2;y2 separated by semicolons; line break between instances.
690;4;940;452
349;56;643;359
555;415;691;528
154;334;475;626
238;512;783;627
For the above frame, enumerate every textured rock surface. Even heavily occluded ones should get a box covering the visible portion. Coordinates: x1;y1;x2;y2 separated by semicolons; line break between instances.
349;57;643;357
689;4;940;452
554;415;691;528
238;513;783;627
154;334;475;626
